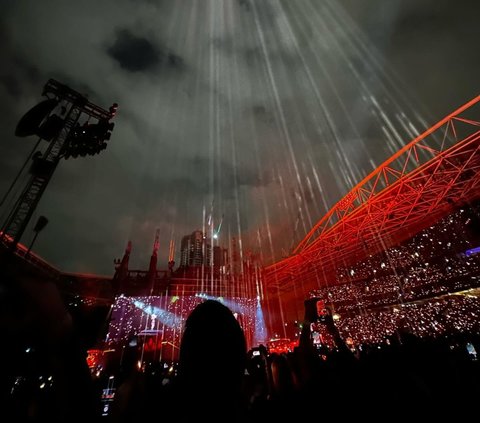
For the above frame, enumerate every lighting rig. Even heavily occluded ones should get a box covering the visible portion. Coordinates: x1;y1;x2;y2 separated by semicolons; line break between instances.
0;79;118;249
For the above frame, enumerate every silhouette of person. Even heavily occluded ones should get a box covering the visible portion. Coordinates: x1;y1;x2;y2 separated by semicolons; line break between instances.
170;299;248;422
0;257;101;421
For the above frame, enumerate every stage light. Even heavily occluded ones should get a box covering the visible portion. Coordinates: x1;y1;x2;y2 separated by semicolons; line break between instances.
254;301;267;345
132;299;177;327
109;103;118;117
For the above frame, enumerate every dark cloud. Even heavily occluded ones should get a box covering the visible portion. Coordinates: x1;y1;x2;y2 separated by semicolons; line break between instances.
251;105;275;126
107;28;185;74
391;0;477;36
338;0;480;116
0;19;43;103
1;74;23;98
107;29;161;72
0;59;41;98
237;0;251;12
137;154;268;204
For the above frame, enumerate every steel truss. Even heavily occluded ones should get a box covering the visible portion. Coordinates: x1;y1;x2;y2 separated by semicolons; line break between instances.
265;96;480;293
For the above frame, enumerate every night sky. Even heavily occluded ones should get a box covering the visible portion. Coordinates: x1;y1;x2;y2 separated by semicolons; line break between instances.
0;0;478;275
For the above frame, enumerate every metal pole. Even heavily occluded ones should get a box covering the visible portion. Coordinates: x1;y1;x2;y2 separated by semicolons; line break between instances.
25;231;40;257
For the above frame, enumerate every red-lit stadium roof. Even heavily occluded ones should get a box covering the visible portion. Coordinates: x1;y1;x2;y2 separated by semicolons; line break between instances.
264;96;480;294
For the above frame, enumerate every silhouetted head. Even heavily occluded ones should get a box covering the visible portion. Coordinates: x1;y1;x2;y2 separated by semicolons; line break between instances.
178;300;247;401
270;353;295;398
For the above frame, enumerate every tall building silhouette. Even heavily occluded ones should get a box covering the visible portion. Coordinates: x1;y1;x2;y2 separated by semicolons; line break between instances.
213;245;229;274
180;230;212;267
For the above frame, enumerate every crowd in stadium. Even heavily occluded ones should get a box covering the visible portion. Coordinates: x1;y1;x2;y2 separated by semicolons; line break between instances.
296;207;480;347
4;206;480;420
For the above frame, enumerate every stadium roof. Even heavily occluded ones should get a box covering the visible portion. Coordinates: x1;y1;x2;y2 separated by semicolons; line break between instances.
265;96;480;294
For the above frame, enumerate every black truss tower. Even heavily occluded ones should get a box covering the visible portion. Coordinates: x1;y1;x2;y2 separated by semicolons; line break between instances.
1;79;115;248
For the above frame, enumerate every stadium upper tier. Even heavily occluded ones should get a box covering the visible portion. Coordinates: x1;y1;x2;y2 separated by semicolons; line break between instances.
265;96;480;293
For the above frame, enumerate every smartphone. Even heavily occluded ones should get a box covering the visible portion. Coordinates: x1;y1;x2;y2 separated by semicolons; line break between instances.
466;342;477;360
316;299;329;322
252;350;260;356
304;297;329;322
311;330;321;344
